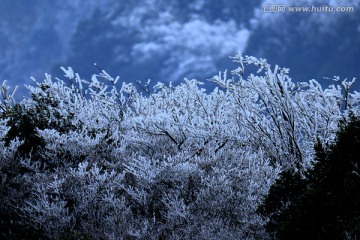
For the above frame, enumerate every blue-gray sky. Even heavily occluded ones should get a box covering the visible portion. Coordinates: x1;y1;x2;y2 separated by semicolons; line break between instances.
0;0;359;98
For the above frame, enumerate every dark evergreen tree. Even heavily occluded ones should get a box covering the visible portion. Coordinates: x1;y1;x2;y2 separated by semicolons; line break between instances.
259;114;360;239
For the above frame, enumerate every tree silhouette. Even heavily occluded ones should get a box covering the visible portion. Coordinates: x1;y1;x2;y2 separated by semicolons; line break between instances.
260;114;360;239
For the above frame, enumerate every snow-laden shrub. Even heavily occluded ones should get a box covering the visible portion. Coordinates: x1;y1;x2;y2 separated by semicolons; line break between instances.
0;55;359;239
121;148;280;239
19;161;134;239
212;54;356;170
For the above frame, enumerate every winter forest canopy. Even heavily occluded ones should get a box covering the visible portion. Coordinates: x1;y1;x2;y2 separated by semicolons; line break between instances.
1;54;360;239
1;0;360;239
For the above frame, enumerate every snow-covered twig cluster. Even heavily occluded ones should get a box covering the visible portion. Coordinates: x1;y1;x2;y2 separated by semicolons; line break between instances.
0;54;358;239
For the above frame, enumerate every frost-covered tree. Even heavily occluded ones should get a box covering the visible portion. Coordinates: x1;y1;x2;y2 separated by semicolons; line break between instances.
211;54;355;169
0;54;358;239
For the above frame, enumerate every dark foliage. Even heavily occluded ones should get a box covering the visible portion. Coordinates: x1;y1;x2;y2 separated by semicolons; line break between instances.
1;83;75;160
259;114;360;239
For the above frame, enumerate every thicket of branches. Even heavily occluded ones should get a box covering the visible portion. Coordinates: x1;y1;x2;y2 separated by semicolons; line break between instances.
0;55;359;239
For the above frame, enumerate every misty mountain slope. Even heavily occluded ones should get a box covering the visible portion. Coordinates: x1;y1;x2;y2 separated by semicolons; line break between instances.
0;0;359;96
246;0;360;88
0;0;108;95
56;0;259;84
0;0;259;92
